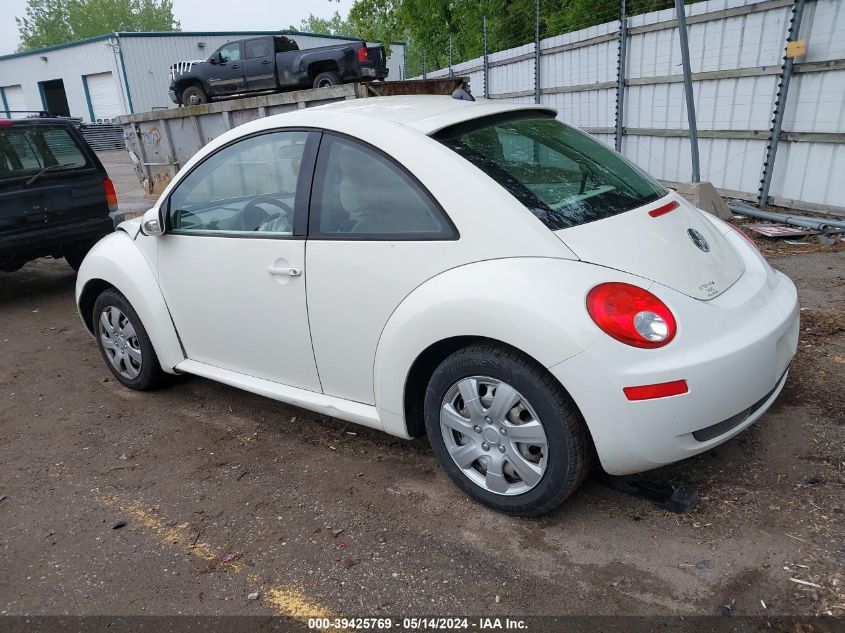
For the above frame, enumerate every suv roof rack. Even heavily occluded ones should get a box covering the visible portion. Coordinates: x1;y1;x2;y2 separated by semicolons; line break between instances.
1;110;51;118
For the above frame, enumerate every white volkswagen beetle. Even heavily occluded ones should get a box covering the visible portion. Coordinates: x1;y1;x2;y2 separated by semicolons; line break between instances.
76;95;799;515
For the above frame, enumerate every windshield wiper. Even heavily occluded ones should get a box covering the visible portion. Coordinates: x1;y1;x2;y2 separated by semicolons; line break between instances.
24;163;74;187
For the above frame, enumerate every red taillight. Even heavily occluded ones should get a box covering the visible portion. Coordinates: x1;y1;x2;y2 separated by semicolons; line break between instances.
103;178;118;212
586;282;677;348
623;380;688;401
648;200;679;217
0;119;12;126
357;46;368;62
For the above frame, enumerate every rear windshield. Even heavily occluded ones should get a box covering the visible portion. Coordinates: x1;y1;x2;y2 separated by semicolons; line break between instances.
0;125;91;180
434;112;667;230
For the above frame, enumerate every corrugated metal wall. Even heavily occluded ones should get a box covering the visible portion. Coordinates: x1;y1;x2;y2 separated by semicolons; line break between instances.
423;0;845;214
0;37;122;122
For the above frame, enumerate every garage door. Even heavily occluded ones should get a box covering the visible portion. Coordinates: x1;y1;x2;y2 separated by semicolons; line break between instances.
84;72;122;122
2;85;27;119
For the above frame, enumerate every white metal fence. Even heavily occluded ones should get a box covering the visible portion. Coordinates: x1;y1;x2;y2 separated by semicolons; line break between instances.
421;0;845;216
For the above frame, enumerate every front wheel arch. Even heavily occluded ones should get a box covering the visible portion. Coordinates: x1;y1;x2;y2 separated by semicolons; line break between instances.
75;232;185;373
79;278;114;334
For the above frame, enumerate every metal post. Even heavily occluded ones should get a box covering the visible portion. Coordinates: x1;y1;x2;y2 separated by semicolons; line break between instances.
534;0;541;103
758;0;806;206
423;48;427;79
448;34;453;77
482;16;490;98
614;0;628;153
674;0;700;182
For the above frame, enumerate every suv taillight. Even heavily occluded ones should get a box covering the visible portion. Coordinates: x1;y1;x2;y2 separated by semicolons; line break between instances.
103;178;118;212
586;282;677;349
358;46;368;62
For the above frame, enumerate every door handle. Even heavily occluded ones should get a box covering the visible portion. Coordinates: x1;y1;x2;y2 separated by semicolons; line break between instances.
232;64;240;69
268;266;301;277
262;60;271;65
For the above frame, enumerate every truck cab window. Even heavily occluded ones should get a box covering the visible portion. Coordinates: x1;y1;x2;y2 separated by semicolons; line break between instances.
218;43;240;63
275;37;299;53
244;39;270;59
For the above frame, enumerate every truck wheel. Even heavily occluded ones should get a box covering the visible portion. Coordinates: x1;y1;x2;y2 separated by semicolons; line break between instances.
313;72;342;89
181;85;208;106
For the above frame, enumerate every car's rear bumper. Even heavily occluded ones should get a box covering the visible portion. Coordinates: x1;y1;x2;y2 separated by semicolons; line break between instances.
0;216;115;260
550;242;800;475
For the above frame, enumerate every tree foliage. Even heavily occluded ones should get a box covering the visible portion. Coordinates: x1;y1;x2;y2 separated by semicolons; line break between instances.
16;0;180;51
323;0;696;77
291;11;356;37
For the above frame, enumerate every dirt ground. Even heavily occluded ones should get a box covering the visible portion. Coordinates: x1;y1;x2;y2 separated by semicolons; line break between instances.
1;176;843;621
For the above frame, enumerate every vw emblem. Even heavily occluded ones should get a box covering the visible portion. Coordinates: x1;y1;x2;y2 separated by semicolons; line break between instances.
687;228;710;252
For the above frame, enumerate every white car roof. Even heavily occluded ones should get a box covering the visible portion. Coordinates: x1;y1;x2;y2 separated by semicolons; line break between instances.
305;95;557;135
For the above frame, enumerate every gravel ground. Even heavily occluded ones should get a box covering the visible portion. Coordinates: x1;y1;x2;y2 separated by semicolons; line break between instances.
0;158;843;619
1;253;842;619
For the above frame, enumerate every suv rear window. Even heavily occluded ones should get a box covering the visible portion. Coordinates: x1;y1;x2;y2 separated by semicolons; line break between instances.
0;125;91;179
434;112;666;230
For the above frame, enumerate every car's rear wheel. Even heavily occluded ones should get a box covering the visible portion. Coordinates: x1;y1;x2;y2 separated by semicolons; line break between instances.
181;85;208;106
93;289;163;390
313;71;342;88
424;343;591;516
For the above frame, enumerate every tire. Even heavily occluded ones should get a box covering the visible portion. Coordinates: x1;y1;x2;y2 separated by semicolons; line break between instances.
92;289;164;390
181;85;208;106
424;343;592;516
313;71;342;89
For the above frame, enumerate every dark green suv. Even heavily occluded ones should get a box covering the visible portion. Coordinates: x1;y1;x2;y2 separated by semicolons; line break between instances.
0;116;121;273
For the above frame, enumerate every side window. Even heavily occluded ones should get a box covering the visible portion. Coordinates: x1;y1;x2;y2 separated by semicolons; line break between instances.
244;38;270;59
275;37;298;53
40;127;88;168
310;135;455;239
218;43;240;63
167;131;309;236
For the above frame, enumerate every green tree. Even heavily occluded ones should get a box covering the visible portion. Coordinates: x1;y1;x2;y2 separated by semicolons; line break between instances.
16;0;179;51
291;10;356;37
348;0;402;44
341;0;704;78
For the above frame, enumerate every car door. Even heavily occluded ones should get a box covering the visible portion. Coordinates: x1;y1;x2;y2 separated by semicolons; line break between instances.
207;42;245;96
241;38;276;91
156;129;322;391
305;133;460;404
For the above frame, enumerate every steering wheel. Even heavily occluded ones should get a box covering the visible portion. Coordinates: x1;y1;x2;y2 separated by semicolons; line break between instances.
238;195;295;232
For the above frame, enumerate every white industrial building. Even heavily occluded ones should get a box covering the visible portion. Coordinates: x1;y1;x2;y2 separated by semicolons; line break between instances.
0;31;406;122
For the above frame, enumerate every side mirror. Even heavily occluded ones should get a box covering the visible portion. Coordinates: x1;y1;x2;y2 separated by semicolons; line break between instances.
209;54;219;65
141;207;164;236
